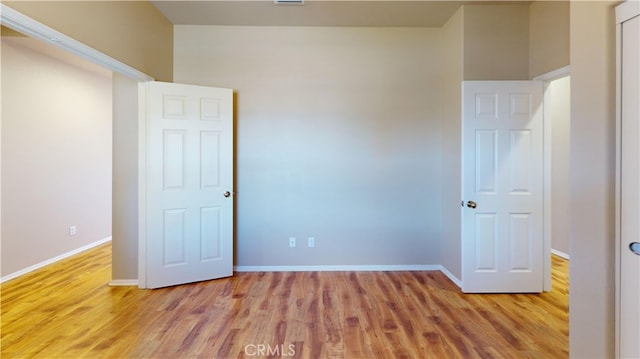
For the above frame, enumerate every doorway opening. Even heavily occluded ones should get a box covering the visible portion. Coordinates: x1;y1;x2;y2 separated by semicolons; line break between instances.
546;74;571;261
542;70;571;342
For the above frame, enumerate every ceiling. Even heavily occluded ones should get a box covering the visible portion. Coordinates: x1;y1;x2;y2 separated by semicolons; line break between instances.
151;1;529;28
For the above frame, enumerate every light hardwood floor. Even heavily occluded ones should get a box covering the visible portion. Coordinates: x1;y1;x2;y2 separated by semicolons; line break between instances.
1;243;568;358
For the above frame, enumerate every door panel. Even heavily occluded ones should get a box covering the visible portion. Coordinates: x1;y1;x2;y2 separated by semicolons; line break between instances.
475;214;497;270
145;81;233;289
462;81;544;293
509;213;531;270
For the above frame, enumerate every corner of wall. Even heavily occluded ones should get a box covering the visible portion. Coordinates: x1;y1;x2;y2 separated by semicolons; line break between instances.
439;5;464;280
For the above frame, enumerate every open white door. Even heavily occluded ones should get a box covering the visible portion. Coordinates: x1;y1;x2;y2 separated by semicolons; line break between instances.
142;81;234;289
462;81;544;293
617;2;640;357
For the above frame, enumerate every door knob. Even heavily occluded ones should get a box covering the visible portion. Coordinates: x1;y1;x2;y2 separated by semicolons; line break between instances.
630;242;640;256
223;191;231;198
467;200;477;209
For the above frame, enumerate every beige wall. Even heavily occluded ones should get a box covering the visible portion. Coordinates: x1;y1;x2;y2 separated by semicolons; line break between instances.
4;1;173;81
463;4;530;80
112;74;140;281
1;37;112;277
175;25;444;267
569;1;618;357
440;7;464;280
529;1;570;78
1;25;25;37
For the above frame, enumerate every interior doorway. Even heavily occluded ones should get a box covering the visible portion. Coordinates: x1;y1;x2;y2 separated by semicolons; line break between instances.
541;72;571;347
541;70;571;349
544;74;571;259
546;75;571;260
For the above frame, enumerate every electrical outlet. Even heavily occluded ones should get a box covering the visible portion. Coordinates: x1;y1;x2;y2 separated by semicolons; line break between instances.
289;237;296;248
69;226;77;236
308;237;315;248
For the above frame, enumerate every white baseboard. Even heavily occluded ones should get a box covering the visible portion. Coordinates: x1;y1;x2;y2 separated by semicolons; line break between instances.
551;249;570;260
234;264;463;289
438;265;463;288
109;279;138;287
234;264;441;272
1;236;112;283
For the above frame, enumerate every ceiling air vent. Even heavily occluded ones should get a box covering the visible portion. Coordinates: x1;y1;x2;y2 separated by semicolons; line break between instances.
274;0;304;4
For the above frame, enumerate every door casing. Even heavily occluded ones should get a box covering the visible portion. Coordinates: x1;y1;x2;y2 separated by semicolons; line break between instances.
615;2;640;357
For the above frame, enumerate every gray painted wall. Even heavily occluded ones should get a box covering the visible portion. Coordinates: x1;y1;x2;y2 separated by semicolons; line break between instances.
174;26;444;267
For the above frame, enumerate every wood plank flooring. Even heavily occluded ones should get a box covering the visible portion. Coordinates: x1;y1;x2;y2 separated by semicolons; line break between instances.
1;243;568;358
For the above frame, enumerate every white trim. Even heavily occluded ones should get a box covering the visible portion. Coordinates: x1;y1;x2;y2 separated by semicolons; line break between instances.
616;0;640;24
533;65;571;82
614;8;639;354
234;264;441;272
614;5;627;356
137;83;148;289
0;237;112;283
615;19;622;357
439;265;463;288
109;279;139;287
543;79;553;292
0;4;154;82
460;82;467;291
551;249;570;260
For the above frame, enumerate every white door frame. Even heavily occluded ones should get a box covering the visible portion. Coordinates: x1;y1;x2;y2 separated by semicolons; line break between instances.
615;2;640;357
534;65;571;292
137;86;149;288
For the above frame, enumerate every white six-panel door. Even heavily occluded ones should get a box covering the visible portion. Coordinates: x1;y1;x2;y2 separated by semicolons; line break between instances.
462;81;544;293
144;81;234;289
